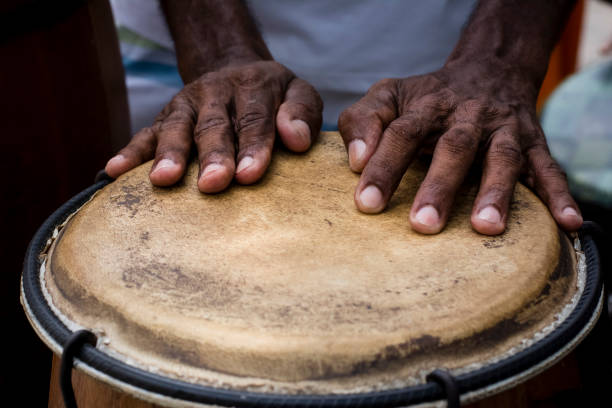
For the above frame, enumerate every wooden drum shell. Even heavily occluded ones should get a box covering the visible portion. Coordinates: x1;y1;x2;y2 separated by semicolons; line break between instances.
22;133;603;407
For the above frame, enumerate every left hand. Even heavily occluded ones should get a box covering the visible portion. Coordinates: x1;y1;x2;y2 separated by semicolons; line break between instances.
338;61;583;235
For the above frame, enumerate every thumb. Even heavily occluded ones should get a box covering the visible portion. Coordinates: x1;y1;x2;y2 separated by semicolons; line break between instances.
276;78;323;152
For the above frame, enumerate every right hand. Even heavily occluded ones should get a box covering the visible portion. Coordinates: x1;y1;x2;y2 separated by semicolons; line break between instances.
105;60;323;192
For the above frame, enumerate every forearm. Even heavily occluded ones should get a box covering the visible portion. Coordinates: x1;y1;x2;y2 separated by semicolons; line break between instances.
160;0;272;83
445;0;577;91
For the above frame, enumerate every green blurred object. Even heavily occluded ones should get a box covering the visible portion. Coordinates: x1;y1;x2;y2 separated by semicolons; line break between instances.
541;57;612;209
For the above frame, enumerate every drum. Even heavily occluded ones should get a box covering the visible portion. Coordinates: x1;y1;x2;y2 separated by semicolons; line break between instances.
21;132;602;407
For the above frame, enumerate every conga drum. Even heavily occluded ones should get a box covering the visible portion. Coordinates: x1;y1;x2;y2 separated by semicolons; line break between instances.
21;132;602;407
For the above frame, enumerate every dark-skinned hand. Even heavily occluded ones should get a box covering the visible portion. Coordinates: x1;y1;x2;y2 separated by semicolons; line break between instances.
338;60;583;235
105;60;322;192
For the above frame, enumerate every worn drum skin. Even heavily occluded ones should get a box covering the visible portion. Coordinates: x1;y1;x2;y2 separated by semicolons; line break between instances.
22;132;602;407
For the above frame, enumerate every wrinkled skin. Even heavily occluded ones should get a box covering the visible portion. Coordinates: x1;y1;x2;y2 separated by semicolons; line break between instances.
106;60;323;193
105;0;582;237
338;61;582;235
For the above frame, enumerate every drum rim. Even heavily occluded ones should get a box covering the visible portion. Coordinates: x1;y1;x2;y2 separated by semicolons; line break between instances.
21;179;603;408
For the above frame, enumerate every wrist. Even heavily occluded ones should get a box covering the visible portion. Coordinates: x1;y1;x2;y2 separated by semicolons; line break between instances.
161;0;273;84
441;56;541;103
177;46;271;83
447;52;546;89
441;0;577;101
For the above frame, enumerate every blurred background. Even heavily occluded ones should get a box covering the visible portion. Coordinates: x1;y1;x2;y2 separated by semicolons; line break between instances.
0;0;610;405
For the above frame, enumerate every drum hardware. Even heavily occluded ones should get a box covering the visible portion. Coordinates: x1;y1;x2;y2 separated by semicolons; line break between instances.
39;219;603;407
58;327;463;408
578;221;610;322
94;169;114;184
61;330;97;408
22;132;604;407
425;370;460;408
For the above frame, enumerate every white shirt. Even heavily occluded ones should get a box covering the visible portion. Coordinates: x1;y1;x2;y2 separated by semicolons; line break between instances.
111;0;477;129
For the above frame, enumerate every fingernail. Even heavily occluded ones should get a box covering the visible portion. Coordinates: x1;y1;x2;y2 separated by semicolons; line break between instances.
151;158;176;174
358;185;383;211
107;154;125;166
415;205;440;227
562;206;579;218
348;140;366;170
236;156;254;174
291;119;311;146
200;163;224;179
477;206;501;224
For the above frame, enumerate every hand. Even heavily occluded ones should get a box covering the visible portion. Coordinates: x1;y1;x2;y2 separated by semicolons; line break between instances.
338;61;583;235
105;60;322;192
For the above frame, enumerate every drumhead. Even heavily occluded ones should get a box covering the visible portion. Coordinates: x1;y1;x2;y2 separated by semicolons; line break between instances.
21;132;602;407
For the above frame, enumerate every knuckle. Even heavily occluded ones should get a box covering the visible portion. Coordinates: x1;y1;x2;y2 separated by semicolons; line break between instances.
416;94;449;111
156;97;197;123
492;105;516;122
366;149;410;183
236;66;265;87
368;157;397;180
538;160;567;180
486;182;512;197
369;80;399;106
156;145;189;157
433;88;456;104
438;127;478;155
370;78;398;94
153;109;168;124
198;75;222;89
124;140;155;161
169;94;195;111
405;97;451;127
159;117;192;133
488;140;522;167
337;107;358;130
524;140;549;156
457;99;485;115
362;167;400;194
420;176;448;196
132;126;155;141
237;140;271;156
286;101;322;126
310;89;324;111
166;107;194;122
130;130;157;150
298;99;322;116
202;145;234;161
549;186;570;197
194;116;230;141
385;119;423;144
236;111;269;133
338;105;372;130
291;80;324;112
200;147;234;163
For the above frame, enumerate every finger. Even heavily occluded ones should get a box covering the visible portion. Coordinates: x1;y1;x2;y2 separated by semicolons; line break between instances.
410;123;480;234
193;88;236;193
233;86;278;185
354;114;432;214
276;78;323;152
338;79;399;172
470;127;522;235
105;126;157;178
525;142;582;231
149;97;196;186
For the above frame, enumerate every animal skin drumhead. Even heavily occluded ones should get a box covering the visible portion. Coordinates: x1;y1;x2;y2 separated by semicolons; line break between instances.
41;132;578;395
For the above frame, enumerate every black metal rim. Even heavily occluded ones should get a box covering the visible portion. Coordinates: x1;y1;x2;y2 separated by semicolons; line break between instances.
21;180;603;408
